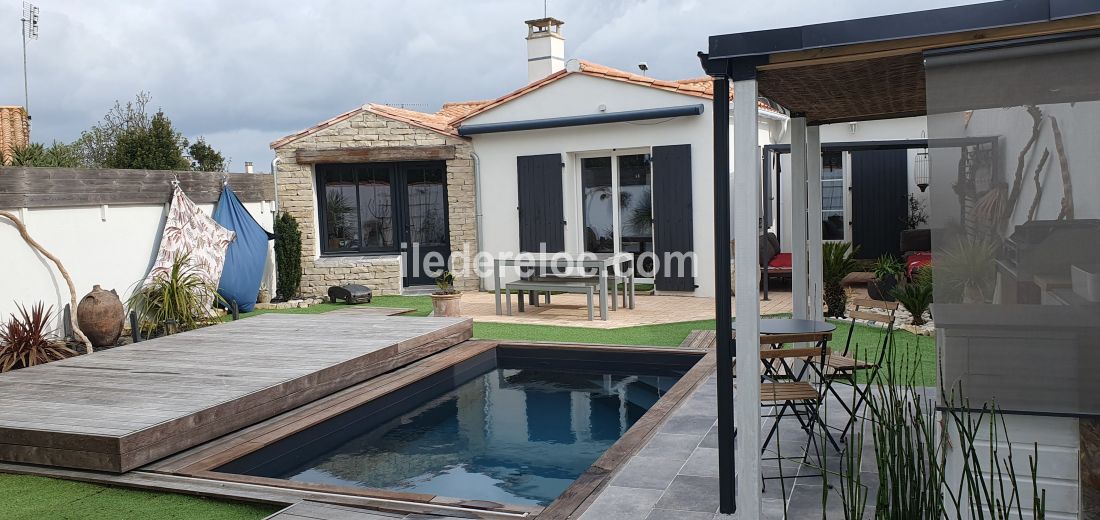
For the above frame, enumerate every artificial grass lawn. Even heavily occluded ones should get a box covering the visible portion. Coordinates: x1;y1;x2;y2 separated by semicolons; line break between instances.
239;295;938;384
0;474;276;520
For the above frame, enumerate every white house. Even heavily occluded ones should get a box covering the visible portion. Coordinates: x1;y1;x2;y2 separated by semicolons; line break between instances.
271;17;930;299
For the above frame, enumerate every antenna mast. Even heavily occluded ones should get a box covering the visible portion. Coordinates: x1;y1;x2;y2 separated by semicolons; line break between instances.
21;2;40;119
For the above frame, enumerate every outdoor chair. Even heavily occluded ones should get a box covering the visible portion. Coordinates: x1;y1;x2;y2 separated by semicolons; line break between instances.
751;339;839;492
814;298;898;442
759;232;791;300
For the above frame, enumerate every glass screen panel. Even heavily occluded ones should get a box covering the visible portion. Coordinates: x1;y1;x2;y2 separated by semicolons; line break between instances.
581;157;614;254
357;165;394;251
322;168;360;253
405;165;447;247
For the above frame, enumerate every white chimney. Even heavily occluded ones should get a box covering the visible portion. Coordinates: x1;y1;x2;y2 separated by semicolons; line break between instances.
244;161;254;174
525;17;565;83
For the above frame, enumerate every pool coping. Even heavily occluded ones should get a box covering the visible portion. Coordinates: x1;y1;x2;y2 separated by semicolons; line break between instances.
141;339;714;519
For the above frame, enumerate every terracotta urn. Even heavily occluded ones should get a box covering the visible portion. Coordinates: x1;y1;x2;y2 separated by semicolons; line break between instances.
430;293;462;317
77;285;125;348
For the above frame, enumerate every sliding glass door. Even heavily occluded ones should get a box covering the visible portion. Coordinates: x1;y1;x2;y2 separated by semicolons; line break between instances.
579;152;653;270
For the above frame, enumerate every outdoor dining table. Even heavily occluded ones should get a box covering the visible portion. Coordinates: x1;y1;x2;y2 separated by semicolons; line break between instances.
492;252;635;320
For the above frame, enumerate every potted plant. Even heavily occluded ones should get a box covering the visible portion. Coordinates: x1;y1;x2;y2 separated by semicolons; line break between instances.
430;271;462;317
868;253;904;301
823;242;860;318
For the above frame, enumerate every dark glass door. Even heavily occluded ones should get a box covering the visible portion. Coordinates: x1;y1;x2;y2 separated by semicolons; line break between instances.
398;162;450;286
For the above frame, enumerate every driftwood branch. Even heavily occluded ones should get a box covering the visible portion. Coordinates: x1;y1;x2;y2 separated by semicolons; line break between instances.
1004;105;1044;221
1050;116;1075;220
0;211;94;354
1027;148;1050;222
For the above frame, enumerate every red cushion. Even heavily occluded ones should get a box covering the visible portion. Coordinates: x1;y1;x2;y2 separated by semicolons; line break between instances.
768;252;792;269
905;252;932;277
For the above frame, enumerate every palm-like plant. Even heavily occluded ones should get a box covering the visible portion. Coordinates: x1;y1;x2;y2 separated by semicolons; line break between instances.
128;252;225;337
823;242;859;317
0;302;76;372
938;236;998;303
895;267;934;325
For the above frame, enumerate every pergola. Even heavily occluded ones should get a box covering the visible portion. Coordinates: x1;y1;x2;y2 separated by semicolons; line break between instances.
699;1;1100;515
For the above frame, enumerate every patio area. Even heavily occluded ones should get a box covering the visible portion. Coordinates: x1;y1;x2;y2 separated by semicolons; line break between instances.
462;290;795;328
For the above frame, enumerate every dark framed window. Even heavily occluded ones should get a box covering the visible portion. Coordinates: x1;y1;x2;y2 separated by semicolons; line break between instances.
821;151;845;241
316;161;450;260
317;163;397;255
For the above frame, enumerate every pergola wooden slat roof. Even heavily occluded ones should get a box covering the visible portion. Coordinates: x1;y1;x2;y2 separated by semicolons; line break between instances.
703;0;1100;124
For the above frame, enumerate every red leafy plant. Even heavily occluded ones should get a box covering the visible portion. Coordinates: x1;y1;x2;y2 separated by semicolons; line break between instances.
0;302;77;372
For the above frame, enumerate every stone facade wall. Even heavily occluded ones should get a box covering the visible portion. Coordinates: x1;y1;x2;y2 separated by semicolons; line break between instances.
273;110;479;297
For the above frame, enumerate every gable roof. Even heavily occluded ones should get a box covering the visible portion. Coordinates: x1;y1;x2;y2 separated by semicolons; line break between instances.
271;60;784;148
1;106;30;165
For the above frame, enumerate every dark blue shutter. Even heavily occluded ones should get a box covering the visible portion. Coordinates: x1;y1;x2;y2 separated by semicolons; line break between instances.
651;144;696;291
851;149;908;259
517;154;565;252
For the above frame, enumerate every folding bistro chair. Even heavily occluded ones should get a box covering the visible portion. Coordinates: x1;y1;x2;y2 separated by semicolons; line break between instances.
759;342;841;454
815;298;898;442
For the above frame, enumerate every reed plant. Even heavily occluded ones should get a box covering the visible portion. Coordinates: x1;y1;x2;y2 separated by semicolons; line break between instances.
826;340;1047;520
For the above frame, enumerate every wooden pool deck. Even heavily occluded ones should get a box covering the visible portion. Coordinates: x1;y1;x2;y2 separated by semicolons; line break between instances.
0;313;472;473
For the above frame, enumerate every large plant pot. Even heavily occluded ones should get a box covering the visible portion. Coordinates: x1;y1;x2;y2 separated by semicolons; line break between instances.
77;285;125;348
430;293;462;317
868;274;898;301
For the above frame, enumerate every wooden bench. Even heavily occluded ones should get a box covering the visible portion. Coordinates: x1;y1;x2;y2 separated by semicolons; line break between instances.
505;280;597;320
528;274;631;310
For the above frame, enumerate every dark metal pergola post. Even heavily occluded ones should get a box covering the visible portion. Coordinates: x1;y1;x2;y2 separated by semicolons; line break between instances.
710;74;736;514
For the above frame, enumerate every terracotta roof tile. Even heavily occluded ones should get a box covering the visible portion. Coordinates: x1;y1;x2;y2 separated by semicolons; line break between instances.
0;106;30;165
365;103;461;137
271;60;786;148
435;100;493;120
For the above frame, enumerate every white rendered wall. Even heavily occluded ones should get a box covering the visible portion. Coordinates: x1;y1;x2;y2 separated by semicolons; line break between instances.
0;201;275;330
468;74;723;296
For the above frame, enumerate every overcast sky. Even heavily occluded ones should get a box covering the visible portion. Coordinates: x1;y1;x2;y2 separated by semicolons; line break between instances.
1;0;990;171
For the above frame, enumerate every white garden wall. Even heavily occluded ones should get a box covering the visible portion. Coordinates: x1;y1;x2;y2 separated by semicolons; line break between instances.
0;200;275;331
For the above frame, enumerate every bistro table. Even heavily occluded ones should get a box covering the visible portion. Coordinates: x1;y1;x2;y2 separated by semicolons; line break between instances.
735;318;836;375
493;252;635;320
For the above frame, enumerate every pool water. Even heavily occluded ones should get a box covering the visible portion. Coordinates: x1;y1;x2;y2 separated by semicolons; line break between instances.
218;348;693;506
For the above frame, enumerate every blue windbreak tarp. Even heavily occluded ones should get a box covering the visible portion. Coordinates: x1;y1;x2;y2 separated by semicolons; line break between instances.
213;185;273;312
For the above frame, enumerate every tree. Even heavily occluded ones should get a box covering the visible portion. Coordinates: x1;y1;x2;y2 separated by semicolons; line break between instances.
187;137;228;172
105;110;190;170
274;213;302;301
74;92;220;171
10;141;83;167
75;92;151;168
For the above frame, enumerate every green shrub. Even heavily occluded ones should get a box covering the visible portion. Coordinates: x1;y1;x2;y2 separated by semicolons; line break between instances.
274;212;302;301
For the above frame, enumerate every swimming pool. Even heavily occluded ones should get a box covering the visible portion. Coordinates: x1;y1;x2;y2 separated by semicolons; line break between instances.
216;346;699;506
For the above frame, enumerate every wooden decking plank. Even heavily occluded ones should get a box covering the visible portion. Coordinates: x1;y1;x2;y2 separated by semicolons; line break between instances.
156;341;500;475
0;314;473;472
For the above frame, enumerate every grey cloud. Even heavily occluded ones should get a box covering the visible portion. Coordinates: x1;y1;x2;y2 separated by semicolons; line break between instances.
1;0;990;171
